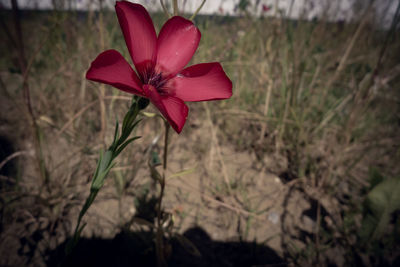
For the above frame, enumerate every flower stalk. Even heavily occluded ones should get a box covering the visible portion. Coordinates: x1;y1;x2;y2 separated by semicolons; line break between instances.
66;96;148;254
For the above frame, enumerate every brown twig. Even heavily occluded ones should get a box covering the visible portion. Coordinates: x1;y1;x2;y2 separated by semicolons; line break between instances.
160;0;171;18
259;78;273;142
97;6;107;143
0;150;32;171
155;121;170;267
169;179;262;220
57;95;131;137
203;102;232;194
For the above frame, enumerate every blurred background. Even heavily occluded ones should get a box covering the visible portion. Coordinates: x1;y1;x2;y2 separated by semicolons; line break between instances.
0;0;399;266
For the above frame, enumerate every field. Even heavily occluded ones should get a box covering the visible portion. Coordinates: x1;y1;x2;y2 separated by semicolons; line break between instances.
0;2;399;266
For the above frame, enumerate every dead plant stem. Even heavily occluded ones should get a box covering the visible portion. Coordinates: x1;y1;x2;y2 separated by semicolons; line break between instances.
203;102;232;194
156;121;169;267
0;151;31;171
98;8;107;143
190;0;206;21
57;96;131;137
319;2;373;108
172;0;178;16
315;200;321;264
259;78;273;142
160;0;171;18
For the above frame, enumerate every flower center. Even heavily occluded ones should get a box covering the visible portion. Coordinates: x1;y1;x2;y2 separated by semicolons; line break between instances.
147;72;167;91
139;64;168;95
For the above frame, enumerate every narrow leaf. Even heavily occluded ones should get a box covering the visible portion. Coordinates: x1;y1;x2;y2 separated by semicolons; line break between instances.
114;136;141;158
167;168;196;179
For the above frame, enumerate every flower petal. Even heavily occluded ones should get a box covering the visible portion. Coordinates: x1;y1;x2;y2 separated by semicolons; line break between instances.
143;85;188;133
156;16;201;77
86;49;143;95
115;1;157;74
169;62;232;101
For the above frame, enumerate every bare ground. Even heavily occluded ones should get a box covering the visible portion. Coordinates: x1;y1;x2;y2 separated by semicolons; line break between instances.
0;76;339;266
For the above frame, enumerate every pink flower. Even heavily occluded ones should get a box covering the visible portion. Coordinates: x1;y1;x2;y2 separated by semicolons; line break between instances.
262;4;271;13
86;1;232;133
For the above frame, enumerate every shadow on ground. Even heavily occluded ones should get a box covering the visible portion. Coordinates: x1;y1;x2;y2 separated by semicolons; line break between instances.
47;226;286;267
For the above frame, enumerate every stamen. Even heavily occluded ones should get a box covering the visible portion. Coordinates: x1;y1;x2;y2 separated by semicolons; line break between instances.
148;72;166;91
138;63;168;94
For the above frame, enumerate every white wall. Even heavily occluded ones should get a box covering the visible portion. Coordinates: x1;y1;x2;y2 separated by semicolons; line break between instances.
1;0;398;29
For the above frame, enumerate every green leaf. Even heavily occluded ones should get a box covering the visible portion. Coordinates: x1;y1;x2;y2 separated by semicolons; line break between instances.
122;112;135;134
150;151;162;166
92;161;116;190
149;165;162;183
368;167;385;190
142;111;157;118
65;222;87;254
111;120;119;149
148;151;162;182
360;176;400;242
117;119;142;148
167;168;196;179
114;136;141;158
92;149;103;181
121;100;139;134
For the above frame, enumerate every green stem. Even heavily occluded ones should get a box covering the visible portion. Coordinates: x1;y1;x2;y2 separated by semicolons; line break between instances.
66;97;145;255
163;121;170;171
